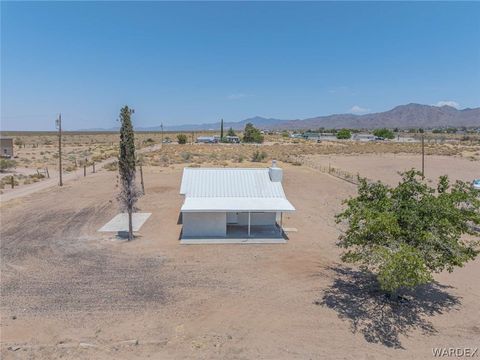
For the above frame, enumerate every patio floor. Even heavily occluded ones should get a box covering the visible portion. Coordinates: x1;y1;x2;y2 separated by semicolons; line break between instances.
180;224;287;244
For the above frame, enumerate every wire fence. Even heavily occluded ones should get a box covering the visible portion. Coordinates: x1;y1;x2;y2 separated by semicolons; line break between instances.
294;157;374;185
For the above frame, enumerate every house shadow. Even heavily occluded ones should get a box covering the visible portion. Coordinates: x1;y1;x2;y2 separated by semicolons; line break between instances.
316;266;461;349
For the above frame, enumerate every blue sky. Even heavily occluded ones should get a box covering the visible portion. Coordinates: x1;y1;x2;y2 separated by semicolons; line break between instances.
1;1;479;131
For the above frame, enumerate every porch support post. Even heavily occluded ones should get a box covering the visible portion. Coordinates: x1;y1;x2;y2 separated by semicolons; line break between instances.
281;212;283;228
248;211;251;237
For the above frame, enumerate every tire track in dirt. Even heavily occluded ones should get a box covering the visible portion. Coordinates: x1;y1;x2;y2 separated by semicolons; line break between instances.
1;203;171;314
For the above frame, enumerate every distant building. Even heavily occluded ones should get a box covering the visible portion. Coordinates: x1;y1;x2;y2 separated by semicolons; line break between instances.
196;136;217;144
225;136;240;143
352;133;376;142
0;137;14;158
302;132;337;142
302;132;320;139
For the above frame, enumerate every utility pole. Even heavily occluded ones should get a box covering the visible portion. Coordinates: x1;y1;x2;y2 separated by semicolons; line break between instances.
161;123;164;148
56;114;63;186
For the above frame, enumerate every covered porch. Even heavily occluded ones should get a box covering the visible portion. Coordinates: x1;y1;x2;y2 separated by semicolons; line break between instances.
180;196;294;244
180;210;289;244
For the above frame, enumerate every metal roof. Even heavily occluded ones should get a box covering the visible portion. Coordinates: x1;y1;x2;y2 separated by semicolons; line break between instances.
180;168;295;212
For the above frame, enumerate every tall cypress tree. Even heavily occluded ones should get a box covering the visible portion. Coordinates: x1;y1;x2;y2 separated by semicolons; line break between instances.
118;105;140;240
220;118;224;141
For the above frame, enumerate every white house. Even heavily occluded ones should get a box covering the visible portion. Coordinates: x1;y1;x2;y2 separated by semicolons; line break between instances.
179;161;295;243
352;133;376;142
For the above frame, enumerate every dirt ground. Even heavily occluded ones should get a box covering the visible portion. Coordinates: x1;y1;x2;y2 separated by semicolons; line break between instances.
305;153;479;186
1;157;479;359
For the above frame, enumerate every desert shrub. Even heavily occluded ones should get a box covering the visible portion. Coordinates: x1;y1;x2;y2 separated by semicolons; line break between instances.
0;159;16;172
0;176;19;187
180;152;192;161
92;154;105;162
103;161;118;171
28;173;45;182
177;134;188;144
251;150;267;162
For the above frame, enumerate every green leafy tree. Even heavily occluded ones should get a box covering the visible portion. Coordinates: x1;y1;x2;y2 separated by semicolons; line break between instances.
336;170;480;296
373;128;395;139
227;127;236;136
118;106;140;241
177;134;187;144
336;129;352;139
242;123;264;143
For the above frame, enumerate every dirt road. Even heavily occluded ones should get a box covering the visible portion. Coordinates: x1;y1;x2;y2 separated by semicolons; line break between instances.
0;144;163;203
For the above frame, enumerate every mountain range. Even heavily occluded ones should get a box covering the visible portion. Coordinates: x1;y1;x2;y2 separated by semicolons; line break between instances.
84;103;480;132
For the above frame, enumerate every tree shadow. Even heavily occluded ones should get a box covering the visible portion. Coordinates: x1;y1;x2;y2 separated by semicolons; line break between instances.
316;266;461;349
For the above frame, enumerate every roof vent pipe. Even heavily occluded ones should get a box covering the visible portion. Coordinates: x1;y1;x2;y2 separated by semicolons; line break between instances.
269;160;283;182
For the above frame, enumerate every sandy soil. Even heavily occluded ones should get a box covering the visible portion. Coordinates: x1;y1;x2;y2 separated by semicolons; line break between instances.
1;160;479;359
305;153;479;186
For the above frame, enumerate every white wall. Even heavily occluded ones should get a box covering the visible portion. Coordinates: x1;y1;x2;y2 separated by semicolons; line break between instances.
182;212;226;237
237;212;277;226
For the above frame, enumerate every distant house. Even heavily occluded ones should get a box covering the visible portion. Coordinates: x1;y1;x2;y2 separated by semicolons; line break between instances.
352;133;376;142
179;161;295;243
302;132;321;140
225;135;240;143
0;137;14;158
196;136;217;143
302;132;337;142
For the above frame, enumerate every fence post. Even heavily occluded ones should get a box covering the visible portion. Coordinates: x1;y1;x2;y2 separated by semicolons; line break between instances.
11;176;15;189
140;163;145;194
46;168;50;178
84;164;86;177
93;162;95;173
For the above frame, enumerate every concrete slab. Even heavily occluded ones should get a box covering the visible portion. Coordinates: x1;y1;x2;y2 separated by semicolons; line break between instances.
180;238;287;245
98;213;152;232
